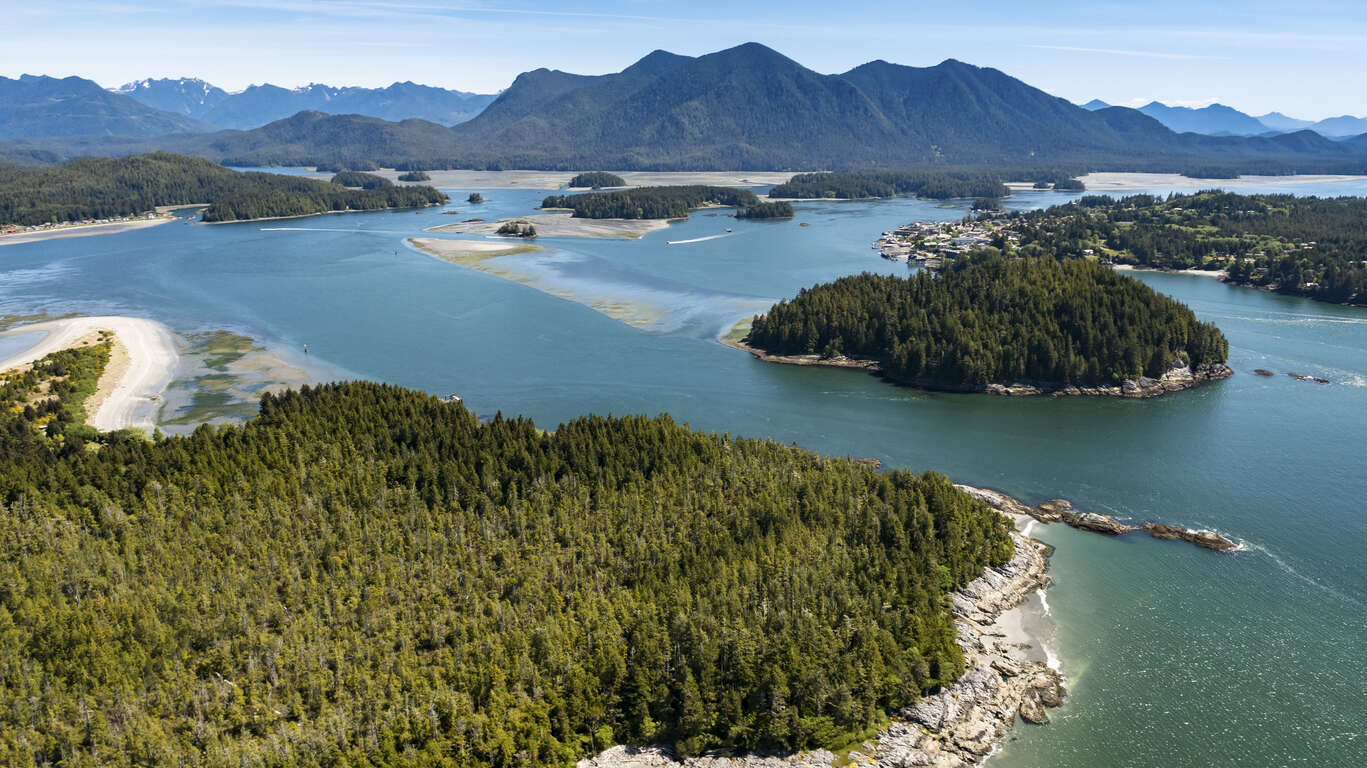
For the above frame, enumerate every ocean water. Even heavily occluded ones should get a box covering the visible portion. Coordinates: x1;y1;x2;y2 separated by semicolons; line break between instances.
0;179;1363;766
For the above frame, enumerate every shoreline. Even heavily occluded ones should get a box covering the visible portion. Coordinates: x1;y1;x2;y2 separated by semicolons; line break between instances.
582;486;1059;768
203;202;443;225
0;316;180;433
0;215;174;246
721;331;1233;398
1112;263;1228;279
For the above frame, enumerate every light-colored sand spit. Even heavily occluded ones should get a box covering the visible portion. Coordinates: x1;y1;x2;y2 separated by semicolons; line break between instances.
0;316;179;432
315;169;798;189
428;212;670;239
1078;172;1367;191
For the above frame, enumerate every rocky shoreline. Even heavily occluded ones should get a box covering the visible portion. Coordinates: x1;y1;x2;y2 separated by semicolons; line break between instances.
724;338;1233;399
578;490;1059;768
959;487;1237;552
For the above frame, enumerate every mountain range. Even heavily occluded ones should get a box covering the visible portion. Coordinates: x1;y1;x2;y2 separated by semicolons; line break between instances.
0;75;210;140
5;44;1367;173
1083;99;1367;138
114;78;497;129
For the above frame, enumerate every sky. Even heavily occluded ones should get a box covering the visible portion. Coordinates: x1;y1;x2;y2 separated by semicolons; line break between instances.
3;0;1365;119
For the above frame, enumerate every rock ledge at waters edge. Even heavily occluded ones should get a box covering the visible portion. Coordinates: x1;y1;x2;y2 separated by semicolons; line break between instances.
968;488;1238;552
578;491;1059;768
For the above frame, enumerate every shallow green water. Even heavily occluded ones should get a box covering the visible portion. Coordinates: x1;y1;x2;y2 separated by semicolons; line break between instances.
0;179;1363;766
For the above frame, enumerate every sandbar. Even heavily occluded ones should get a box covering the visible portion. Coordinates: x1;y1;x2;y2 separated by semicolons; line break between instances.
310;169;797;189
0;316;179;432
428;212;669;239
1077;172;1367;191
408;237;543;263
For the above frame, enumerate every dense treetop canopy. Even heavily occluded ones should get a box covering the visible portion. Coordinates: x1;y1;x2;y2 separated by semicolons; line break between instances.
542;185;760;219
568;172;626;189
746;256;1229;388
0;350;1013;767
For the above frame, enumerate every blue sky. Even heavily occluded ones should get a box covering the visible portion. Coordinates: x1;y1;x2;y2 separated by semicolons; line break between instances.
4;0;1365;119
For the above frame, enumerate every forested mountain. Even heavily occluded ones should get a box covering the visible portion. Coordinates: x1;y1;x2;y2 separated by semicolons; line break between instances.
1134;102;1272;136
0;75;211;139
1255;112;1315;132
0;356;1013;766
1009;191;1367;304
8;45;1367;170
0;152;446;225
745;258;1229;389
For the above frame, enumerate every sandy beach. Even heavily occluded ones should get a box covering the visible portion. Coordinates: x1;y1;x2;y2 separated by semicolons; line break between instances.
408;237;543;263
0;216;174;246
1077;171;1367;191
428;212;670;239
1113;263;1228;278
0;316;179;432
312;169;797;189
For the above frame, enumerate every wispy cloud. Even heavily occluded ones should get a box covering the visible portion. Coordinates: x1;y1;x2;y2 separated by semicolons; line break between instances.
1029;44;1228;61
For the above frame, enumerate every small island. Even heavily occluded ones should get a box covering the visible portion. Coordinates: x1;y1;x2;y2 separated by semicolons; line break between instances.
495;219;537;237
737;256;1232;397
568;171;626;188
736;200;795;219
397;170;431;182
467;192;484;203
329;171;394;190
541;185;760;219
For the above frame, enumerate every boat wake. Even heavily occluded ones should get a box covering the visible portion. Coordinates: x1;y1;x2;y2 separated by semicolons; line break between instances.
667;233;736;245
1244;541;1365;608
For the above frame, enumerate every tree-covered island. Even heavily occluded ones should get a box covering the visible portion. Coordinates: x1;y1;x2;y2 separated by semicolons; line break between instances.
568;171;627;188
541;185;760;219
0;343;1016;767
742;256;1231;397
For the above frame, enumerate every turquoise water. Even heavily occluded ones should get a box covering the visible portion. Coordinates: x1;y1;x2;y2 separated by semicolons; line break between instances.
0;180;1363;766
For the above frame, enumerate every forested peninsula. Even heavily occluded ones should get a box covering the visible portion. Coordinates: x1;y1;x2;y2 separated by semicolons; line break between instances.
542;185;760;219
1010;191;1367;305
0;152;447;226
768;171;1011;201
742;257;1231;397
0;345;1016;767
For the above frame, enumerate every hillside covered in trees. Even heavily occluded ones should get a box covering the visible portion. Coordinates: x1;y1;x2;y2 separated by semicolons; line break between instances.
0;358;1014;767
745;257;1229;390
0;153;447;225
1008;191;1367;305
769;171;1010;200
542;185;759;219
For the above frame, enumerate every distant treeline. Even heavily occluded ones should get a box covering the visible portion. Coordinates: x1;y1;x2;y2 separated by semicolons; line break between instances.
769;171;1010;200
569;171;626;188
0;152;448;225
736;201;795;219
0;367;1013;766
1014;191;1367;304
542;185;760;219
746;256;1228;387
330;171;394;189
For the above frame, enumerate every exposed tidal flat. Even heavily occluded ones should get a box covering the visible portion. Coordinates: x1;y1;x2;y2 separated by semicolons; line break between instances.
1;174;1365;766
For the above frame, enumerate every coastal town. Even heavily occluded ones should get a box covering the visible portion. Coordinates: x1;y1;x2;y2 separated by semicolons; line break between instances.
874;214;1020;265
